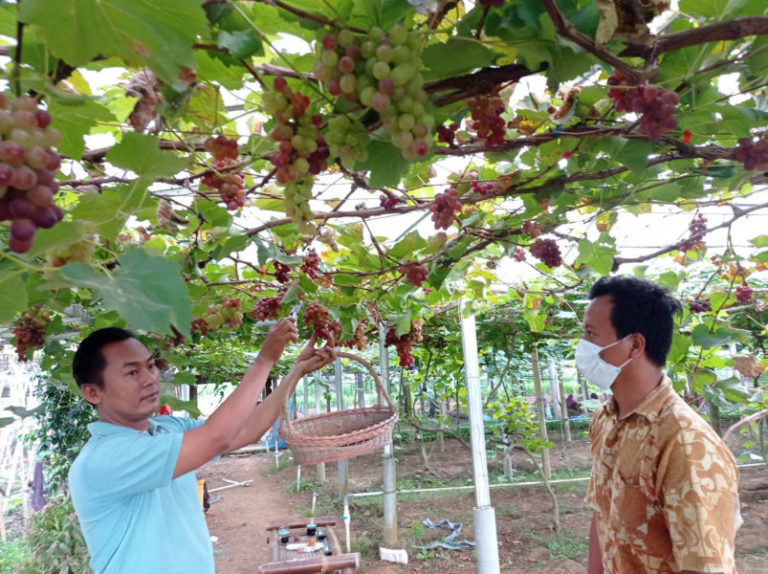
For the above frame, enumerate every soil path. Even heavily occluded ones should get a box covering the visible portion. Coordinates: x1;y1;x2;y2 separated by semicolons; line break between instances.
199;442;768;574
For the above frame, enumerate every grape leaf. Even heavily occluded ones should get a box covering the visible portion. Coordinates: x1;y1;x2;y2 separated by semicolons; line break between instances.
0;273;28;323
422;38;499;80
19;0;208;88
355;139;410;188
217;29;264;59
106;133;190;179
70;181;150;243
48;97;116;160
59;249;191;335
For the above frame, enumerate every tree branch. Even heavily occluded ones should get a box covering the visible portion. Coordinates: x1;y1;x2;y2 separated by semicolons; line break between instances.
611;199;768;269
541;0;646;82
620;17;768;58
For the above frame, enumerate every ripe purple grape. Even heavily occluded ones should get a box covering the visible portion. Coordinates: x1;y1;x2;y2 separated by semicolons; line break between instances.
10;218;35;241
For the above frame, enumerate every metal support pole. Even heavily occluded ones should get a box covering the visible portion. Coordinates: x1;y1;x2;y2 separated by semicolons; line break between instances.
335;354;348;498
356;371;364;409
314;373;326;482
380;323;398;546
459;300;499;574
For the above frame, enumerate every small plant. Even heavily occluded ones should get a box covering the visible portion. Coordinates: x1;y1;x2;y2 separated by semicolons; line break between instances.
0;539;31;572
408;519;426;539
17;499;92;574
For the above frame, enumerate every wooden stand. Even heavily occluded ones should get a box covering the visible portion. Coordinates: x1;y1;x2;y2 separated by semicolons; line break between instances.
259;517;359;574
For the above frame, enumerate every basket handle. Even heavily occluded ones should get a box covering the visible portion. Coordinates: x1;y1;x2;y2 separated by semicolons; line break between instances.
278;350;395;424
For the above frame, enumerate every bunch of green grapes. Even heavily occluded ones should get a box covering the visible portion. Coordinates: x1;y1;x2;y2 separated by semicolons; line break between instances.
313;23;433;161
263;78;328;233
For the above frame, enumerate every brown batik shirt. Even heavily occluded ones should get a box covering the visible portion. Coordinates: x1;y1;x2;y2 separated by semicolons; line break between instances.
586;379;739;573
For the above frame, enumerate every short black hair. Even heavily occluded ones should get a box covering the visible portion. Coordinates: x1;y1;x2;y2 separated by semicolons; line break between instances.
72;327;136;388
589;276;682;367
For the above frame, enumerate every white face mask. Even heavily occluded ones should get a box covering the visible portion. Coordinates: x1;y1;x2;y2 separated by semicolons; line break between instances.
575;336;632;390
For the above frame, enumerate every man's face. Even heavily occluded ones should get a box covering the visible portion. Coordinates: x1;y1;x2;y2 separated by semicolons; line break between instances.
81;338;160;430
582;295;628;365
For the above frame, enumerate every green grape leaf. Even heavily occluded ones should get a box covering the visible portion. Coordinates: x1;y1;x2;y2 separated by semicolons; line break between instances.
575;233;616;275
106;133;191;179
19;0;208;88
387;231;427;259
0;273;28;322
59;249;191;335
70;181;151;243
422;37;499;80
48;97;116;159
355;139;410;188
217;29;264;59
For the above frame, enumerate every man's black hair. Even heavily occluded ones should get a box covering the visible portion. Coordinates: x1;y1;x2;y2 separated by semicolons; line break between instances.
589;276;682;367
72;327;136;388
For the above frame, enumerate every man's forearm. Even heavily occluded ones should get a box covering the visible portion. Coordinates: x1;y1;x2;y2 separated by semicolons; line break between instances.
203;356;275;450
226;370;294;452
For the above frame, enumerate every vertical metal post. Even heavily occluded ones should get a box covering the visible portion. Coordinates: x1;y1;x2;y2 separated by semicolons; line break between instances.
459;300;500;574
335;354;348;498
314;373;326;482
380;323;398;547
531;343;552;481
356;371;364;409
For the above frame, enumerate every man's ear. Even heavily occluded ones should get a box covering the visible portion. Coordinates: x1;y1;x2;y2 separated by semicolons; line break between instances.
629;333;646;357
80;383;102;406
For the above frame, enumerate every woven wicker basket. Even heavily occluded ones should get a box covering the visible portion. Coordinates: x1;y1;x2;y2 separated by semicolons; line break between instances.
279;351;398;465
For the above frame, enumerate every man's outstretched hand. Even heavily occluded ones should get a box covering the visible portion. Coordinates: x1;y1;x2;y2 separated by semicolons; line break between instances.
258;318;299;364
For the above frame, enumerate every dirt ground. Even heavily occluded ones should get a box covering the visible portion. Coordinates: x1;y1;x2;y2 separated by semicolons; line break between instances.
199;437;768;573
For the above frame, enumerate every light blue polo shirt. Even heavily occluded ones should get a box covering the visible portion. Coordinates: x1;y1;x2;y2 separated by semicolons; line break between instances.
69;416;214;574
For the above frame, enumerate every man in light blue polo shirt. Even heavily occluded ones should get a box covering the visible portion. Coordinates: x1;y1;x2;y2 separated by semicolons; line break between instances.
68;321;334;574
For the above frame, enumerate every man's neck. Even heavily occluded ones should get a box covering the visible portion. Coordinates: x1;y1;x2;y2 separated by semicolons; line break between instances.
97;411;151;433
612;365;664;419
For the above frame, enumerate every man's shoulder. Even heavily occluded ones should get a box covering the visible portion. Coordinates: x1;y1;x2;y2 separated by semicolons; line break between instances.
154;415;205;433
657;393;728;447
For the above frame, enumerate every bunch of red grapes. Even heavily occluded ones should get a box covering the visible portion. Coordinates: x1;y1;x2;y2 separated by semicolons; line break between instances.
689;298;712;313
301;249;321;279
680;213;706;252
304;302;342;343
0;94;64;254
735;283;753;303
191;317;212;336
607;71;679;140
341;322;367;351
385;322;422;368
467;94;506;148
13;305;49;361
400;261;428;287
273;260;292;284
733;138;768;171
430;188;462;230
249;296;283;321
201;135;245;211
529;238;562;268
436;123;459;146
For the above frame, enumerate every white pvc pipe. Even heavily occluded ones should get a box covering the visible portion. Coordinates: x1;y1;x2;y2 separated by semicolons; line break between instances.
335;354;348;495
459;299;499;574
380;323;398;546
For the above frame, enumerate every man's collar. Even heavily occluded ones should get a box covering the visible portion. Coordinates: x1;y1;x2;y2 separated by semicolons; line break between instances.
604;378;672;422
88;418;159;436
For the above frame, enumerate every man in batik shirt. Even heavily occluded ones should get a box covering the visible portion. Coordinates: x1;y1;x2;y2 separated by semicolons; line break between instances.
577;276;740;574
